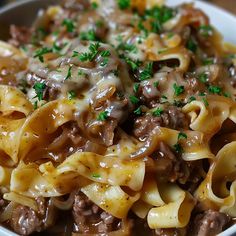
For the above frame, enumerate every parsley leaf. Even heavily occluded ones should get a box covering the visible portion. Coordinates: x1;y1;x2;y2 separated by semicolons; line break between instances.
173;83;185;96
208;85;222;95
62;19;75;33
33;82;46;101
188;96;196;103
80;29;97;41
117;0;130;10
125;57;141;71
199;25;213;37
92;173;101;178
202;97;209;107
152;107;163;117
133;83;140;93
129;95;139;104
134;107;142;115
91;2;99;9
97;111;109;121
178;132;187;140
173;143;183;154
203;58;214;65
68;90;76;100
79;42;100;62
186;38;197;53
198;73;208;83
65;66;72;80
33;47;52;63
139;62;153;81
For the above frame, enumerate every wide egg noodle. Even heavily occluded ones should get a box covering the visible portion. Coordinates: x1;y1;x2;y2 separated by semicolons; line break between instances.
0;86;33;164
147;184;195;228
81;182;140;219
18;99;75;161
40;152;145;192
195;141;236;216
182;95;236;137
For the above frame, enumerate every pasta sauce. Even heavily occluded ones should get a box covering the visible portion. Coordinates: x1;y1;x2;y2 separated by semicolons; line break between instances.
0;0;235;235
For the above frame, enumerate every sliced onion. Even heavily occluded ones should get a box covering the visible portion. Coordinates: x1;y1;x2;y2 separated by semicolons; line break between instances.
52;192;76;210
0;201;17;222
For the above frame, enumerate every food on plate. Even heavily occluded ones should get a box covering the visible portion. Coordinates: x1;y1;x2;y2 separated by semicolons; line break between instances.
0;0;235;235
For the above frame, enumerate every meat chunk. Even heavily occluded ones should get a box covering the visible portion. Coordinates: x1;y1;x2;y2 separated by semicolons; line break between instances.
151;142;189;184
9;25;32;47
134;106;189;139
10;205;42;235
73;191;121;234
191;210;231;236
9;198;55;236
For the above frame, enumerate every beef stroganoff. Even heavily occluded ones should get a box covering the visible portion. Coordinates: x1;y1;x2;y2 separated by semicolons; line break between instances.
0;0;236;235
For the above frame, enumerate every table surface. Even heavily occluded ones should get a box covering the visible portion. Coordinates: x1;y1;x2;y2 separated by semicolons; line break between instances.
1;0;236;14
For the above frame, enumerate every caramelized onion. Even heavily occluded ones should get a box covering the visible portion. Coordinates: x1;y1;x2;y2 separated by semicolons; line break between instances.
52;192;76;211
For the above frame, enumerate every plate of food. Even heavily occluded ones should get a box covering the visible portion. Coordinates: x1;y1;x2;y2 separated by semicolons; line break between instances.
0;0;235;235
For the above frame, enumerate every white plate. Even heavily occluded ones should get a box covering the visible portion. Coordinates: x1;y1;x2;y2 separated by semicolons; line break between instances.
0;0;235;235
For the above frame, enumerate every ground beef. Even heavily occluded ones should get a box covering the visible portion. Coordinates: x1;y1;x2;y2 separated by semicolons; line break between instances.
151;142;190;184
190;209;231;236
73;191;121;234
9;197;54;236
133;106;189;139
9;25;32;47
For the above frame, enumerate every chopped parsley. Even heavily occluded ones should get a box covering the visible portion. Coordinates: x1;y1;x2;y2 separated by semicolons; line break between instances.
65;66;72;80
117;42;137;53
72;51;79;57
33;82;46;101
154;81;159;88
139;62;153;81
133;83;140;93
33;101;38;110
97;111;109;121
79;42;100;62
173;143;183;154
92;173;101;178
33;47;52;63
186;38;197;53
188;96;196;103
152;107;163;117
198;73;208;83
68;90;76;100
125;57;141;71
202;97;209;107
78;69;85;76
203;58;214;65
62;19;75;33
129;95;139;104
80;29;97;41
208;85;222;95
178;132;187;140
91;2;99;9
199;25;213;37
117;0;130;10
100;50;111;67
173;83;185;96
223;92;231;98
134;107;142;115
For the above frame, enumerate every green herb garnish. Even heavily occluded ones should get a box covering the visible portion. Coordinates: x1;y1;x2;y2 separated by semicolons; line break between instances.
199;25;213;37
33;82;46;101
134;107;142;115
65;66;72;80
68;90;76;100
133;83;140;93
152;107;163;117
173;83;185;96
140;62;153;81
198;73;208;83
129;95;139;104
178;132;187;140
33;47;52;63
80;29;97;41
117;0;130;10
187;38;197;53
208;85;222;95
97;111;109;121
62;19;75;33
